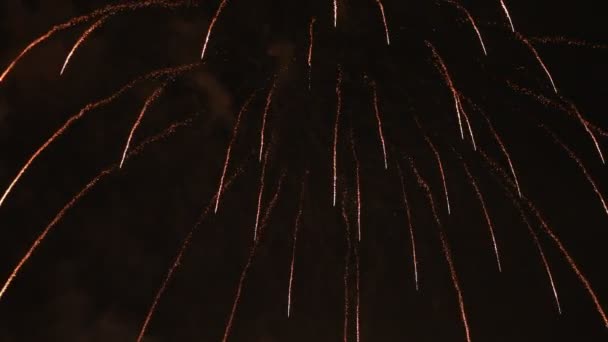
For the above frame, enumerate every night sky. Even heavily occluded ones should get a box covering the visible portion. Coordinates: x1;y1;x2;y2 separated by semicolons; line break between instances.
0;0;607;341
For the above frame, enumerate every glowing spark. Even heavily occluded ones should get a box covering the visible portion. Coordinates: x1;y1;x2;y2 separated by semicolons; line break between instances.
567;103;606;165
341;195;353;342
307;17;316;89
0;63;196;209
529;36;608;49
414;117;451;215
334;0;338;27
426;41;465;139
254;151;269;241
200;0;229;60
462;163;502;272
371;82;389;170
287;174;307;318
516;33;558;93
446;1;488;55
60;15;108;75
0;119;192;302
396;162;419;291
333;68;343;206
374;0;391;45
410;159;472;342
458;100;478;150
120;84;166;168
500;0;516;32
354;235;361;342
350;130;362;241
542;126;608;217
259;79;276;162
214;93;255;213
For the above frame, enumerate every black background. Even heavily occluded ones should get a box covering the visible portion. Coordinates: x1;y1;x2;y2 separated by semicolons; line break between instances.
0;0;607;341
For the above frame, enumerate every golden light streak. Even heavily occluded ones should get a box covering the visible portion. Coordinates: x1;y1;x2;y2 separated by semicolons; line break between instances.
60;15;108;75
500;0;516;32
374;0;391;45
200;0;229;60
446;1;488;55
396;161;419;291
259;79;276;162
333;68;343;206
287;173;307;318
516;33;558;93
371;82;389;170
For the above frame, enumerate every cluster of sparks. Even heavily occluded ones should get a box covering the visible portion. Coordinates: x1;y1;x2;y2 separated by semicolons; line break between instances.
0;0;607;341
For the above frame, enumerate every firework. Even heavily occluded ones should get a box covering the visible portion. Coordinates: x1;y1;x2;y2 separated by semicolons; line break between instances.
287;173;307;318
350;129;362;241
60;15;109;75
370;82;389;170
445;0;488;56
396;161;419;291
515;32;559;93
499;0;516;32
201;0;229;60
374;0;391;45
259;79;276;162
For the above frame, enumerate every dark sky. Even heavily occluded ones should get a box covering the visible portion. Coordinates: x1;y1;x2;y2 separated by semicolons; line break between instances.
0;0;607;341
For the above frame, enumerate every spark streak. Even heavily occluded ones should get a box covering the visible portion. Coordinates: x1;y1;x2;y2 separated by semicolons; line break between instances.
307;17;316;89
259;80;276;162
334;0;338;27
350;130;362;241
287;173;307;318
446;1;488;55
333;68;343;206
396;161;419;291
374;0;391;45
341;195;353;342
200;0;229;60
214;93;256;213
60;15;108;75
254;151;269;241
516;33;558;93
500;0;516;32
371;82;389;170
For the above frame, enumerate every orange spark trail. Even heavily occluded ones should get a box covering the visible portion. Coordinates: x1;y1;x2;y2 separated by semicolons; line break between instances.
60;15;108;75
426;41;465;139
566;102;606;165
0;0;190;83
371;82;389;170
136;160;248;342
446;1;487;55
254;151;269;241
120;84;167;168
307;17;316;89
222;173;286;342
287;173;307;318
414;117;451;215
354;230;361;342
500;0;516;32
462;162;502;272
259;80;276;162
410;159;472;342
516;33;558;93
333;68;343;206
481;150;608;326
334;0;338;27
542;126;608;217
374;0;391;45
200;0;229;60
396;162;419;291
0;119;192;302
0;63;196;209
458;98;478;151
214;94;256;213
529;36;608;49
341;195;353;342
350;130;362;241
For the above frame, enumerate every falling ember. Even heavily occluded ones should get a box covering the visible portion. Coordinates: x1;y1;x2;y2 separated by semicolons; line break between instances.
120;83;167;168
410;159;472;342
426;41;465;139
500;0;516;32
214;93;256;213
259;79;276;162
542;126;608;217
414;117;451;215
370;82;389;170
350;129;362;241
0;63;196;209
396;161;419;291
307;17;316;89
287;173;307;318
0;119;192;302
516;33;558;93
0;0;192;83
60;15;108;75
462;162;502;272
341;195;353;342
458;100;478;151
222;173;286;342
200;0;229;60
374;0;391;45
254;150;269;241
333;68;343;207
446;1;488;55
334;0;338;27
566;102;606;165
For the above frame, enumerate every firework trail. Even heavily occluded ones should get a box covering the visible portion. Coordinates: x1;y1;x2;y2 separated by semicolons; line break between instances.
136;160;248;342
480;150;608;327
354;227;361;342
254;150;270;241
341;194;353;342
499;0;516;32
410;159;472;342
515;33;558;93
0;119;192;302
287;173;307;318
459;100;478;151
566;102;606;165
445;1;488;56
0;63;196;209
0;0;191;83
374;0;391;45
307;17;316;89
396;161;419;291
259;79;276;162
60;15;108;75
414;117;451;215
334;0;338;27
214;93;256;213
222;172;286;342
462;161;502;272
370;82;389;170
120;83;167;168
426;41;465;139
201;0;229;60
333;68;343;207
541;126;608;217
529;36;608;49
350;129;362;241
